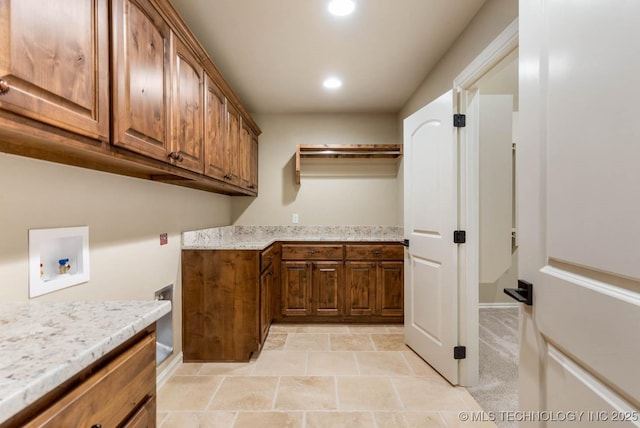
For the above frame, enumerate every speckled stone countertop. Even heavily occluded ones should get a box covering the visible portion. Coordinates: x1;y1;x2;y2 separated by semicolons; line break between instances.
0;300;171;424
182;225;404;250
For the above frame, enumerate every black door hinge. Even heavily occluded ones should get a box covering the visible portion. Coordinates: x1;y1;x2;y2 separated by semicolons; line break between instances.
454;346;466;360
453;114;466;128
402;239;410;248
453;230;466;244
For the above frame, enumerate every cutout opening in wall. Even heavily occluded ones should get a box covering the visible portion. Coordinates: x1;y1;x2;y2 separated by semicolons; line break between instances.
29;226;90;298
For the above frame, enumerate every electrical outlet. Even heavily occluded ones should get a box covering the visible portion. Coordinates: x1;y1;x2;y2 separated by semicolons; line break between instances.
292;213;299;224
160;233;168;246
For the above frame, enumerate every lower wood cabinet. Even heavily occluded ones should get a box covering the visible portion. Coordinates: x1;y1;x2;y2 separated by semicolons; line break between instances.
4;329;157;428
281;261;343;317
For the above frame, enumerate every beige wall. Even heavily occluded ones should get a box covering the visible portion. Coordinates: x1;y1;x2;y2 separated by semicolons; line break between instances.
399;0;518;119
232;113;401;226
0;153;232;368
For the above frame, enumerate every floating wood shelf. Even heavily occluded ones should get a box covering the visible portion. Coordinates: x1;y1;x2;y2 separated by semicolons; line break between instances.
295;144;402;184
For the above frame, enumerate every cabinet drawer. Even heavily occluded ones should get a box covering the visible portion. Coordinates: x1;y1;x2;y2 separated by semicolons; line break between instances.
25;333;156;428
282;244;343;260
345;244;404;260
260;245;276;272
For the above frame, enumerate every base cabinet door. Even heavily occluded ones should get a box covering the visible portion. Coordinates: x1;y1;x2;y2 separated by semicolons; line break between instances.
345;262;377;316
281;261;312;317
378;261;404;317
112;0;172;161
312;261;343;317
259;267;274;343
0;0;109;140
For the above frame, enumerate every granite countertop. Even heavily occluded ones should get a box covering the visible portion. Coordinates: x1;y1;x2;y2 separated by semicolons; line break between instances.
0;300;171;424
182;225;404;250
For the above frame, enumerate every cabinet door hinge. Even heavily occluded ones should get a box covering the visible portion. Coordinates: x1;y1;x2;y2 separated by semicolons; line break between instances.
454;346;466;360
453;114;466;128
453;230;466;244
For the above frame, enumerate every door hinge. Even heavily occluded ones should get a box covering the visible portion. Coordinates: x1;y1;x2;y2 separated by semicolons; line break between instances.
453;114;466;128
454;346;466;360
402;239;409;248
453;230;466;244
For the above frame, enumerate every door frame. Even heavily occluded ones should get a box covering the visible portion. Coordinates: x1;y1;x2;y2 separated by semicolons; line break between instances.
452;19;518;386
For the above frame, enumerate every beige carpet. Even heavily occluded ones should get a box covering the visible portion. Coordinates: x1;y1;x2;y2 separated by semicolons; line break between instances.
468;307;519;428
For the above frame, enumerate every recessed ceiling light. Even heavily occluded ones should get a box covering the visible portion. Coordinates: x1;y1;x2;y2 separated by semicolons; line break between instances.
328;0;356;17
323;77;343;89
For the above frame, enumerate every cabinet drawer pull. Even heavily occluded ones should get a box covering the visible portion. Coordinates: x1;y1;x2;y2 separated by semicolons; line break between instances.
168;152;184;162
0;79;9;95
91;424;102;428
372;250;382;256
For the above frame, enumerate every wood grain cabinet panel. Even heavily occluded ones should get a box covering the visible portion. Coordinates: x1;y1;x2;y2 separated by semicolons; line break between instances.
249;130;259;193
224;102;242;186
313;261;343;316
282;244;344;260
112;0;172;161
378;261;404;317
170;36;204;173
203;74;227;180
345;262;377;316
281;261;312;316
0;0;109;140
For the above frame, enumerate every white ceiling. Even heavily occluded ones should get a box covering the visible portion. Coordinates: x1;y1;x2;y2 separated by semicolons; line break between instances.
169;0;487;113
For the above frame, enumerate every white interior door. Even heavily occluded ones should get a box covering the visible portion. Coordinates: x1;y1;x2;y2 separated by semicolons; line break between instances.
519;0;640;424
404;91;459;384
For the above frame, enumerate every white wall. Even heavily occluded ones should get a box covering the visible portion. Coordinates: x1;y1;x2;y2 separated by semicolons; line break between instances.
232;113;401;226
0;153;232;368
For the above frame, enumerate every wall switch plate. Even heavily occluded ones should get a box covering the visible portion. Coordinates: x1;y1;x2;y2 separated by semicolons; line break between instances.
160;233;168;245
292;213;299;224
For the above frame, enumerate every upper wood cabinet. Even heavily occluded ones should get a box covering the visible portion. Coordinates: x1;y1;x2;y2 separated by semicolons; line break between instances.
0;0;109;140
0;0;260;196
112;0;172;161
225;102;242;186
203;74;227;180
170;36;204;173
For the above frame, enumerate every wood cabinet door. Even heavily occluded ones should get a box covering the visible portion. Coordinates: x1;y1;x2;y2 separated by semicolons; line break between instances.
377;261;403;317
312;261;343;317
225;102;242;186
0;0;109;140
123;398;155;428
203;73;226;180
259;268;273;343
239;120;252;189
112;0;172;161
345;261;377;316
281;261;312;316
170;36;203;173
250;131;259;192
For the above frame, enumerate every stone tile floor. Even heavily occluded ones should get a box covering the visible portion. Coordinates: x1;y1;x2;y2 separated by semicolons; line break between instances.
158;324;496;427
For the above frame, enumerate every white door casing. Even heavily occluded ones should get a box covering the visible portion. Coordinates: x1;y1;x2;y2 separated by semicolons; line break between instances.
519;1;640;425
404;90;459;385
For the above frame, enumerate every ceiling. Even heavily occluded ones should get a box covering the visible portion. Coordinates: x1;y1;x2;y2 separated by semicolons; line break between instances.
169;0;487;114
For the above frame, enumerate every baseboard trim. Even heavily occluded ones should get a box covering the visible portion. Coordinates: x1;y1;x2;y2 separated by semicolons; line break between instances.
156;351;183;390
479;302;519;309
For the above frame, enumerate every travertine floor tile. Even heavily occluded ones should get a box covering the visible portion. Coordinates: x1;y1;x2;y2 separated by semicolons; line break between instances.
374;411;447;427
305;411;375;428
274;376;337;410
208;376;278;410
173;363;203;375
284;333;330;351
355;351;411;376
370;333;408;351
159;411;235;428
392;377;467;411
329;334;374;351
402;350;445;378
159;324;492;426
306;351;358;376
233;411;303;428
337;376;402;410
157;375;222;411
199;362;255;376
252;351;307;375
